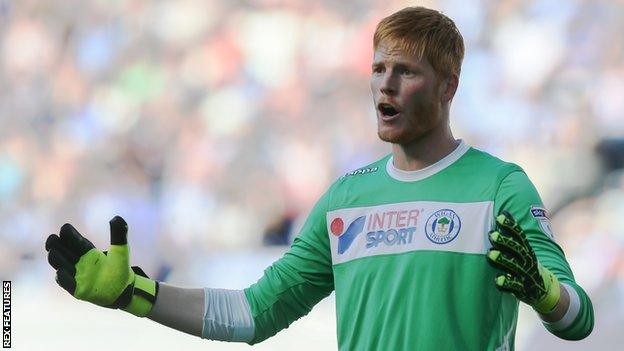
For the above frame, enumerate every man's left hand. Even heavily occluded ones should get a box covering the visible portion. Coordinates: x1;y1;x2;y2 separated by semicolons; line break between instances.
486;211;560;314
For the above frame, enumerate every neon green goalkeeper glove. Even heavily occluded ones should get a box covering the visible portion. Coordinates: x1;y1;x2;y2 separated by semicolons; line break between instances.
44;216;158;317
486;211;560;314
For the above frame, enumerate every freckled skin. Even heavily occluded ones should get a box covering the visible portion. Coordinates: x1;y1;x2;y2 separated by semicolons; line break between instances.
370;44;459;170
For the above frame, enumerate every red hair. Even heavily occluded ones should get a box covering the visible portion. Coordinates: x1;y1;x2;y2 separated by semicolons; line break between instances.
373;7;465;78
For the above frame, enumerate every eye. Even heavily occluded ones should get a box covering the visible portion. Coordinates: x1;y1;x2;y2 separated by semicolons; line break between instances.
372;65;384;74
400;68;414;76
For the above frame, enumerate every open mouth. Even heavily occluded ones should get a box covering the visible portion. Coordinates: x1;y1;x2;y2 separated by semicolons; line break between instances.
378;103;399;118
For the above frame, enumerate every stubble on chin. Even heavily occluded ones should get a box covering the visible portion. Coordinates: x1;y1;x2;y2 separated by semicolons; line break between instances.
377;123;418;145
377;99;442;146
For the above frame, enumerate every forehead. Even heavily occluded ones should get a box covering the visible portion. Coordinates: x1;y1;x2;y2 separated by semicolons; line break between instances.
373;44;423;64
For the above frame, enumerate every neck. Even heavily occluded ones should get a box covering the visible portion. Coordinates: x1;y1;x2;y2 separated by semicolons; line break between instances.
391;124;458;171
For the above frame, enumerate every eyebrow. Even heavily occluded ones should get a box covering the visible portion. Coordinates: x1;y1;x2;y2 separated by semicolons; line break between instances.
371;61;417;69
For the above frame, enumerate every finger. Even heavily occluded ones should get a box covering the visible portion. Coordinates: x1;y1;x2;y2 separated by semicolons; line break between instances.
486;249;528;276
45;234;80;264
59;223;96;257
45;234;58;252
109;216;128;245
488;230;531;262
494;274;524;296
47;249;77;275
496;211;527;245
55;268;77;296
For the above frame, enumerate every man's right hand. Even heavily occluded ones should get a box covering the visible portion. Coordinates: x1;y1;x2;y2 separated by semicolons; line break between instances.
44;216;158;317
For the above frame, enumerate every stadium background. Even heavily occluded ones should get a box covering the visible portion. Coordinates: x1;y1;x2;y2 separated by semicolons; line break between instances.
1;0;622;349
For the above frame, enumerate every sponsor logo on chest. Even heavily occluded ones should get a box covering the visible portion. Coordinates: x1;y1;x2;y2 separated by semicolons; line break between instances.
327;201;493;265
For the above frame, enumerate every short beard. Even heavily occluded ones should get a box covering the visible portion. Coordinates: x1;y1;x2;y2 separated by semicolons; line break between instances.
378;125;418;144
377;100;441;145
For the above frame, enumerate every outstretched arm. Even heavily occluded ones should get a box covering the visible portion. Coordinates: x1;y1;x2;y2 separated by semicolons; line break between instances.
45;187;336;344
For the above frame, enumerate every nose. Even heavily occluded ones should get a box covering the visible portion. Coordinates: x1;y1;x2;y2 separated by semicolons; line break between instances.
380;71;397;96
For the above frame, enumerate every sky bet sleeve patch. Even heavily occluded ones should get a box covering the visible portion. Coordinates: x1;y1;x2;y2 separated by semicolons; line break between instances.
530;205;556;241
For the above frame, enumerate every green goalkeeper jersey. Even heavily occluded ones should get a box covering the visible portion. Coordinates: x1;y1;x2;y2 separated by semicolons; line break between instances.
244;141;594;350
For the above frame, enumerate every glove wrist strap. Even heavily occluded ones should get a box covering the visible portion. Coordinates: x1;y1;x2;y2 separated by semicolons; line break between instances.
533;265;561;314
122;268;159;317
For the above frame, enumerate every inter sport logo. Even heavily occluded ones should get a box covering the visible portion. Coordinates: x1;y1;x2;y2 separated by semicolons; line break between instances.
425;209;461;244
331;216;366;254
330;209;421;254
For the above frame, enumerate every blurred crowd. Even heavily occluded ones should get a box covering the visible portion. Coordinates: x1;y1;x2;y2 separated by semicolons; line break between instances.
1;0;623;345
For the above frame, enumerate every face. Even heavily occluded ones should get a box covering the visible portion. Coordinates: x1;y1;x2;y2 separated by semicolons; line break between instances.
370;44;449;145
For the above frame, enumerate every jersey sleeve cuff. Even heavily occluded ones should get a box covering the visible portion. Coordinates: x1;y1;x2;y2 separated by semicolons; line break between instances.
540;282;581;331
202;288;255;342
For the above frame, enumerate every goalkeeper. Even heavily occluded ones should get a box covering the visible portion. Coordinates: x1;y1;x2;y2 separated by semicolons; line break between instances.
44;6;593;350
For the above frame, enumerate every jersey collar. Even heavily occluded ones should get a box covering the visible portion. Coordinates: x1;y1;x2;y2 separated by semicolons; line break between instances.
386;140;470;182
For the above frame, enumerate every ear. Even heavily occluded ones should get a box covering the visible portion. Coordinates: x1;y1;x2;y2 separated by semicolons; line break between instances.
440;74;459;103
